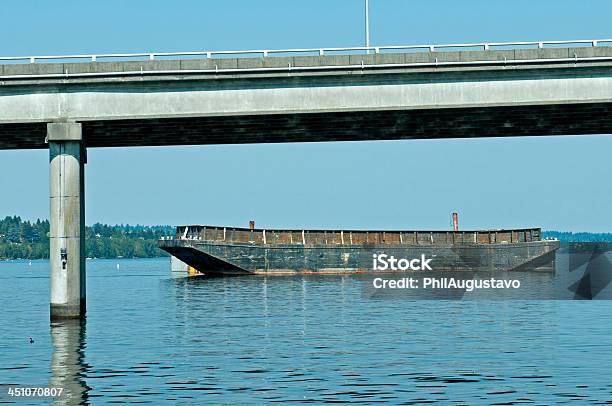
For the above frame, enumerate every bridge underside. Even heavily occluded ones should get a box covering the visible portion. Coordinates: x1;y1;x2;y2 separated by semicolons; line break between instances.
2;102;612;150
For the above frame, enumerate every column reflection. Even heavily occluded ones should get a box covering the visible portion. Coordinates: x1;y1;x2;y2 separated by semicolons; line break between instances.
49;319;90;405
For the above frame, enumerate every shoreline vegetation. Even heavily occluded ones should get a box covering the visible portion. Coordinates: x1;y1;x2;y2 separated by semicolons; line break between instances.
0;216;173;260
0;216;611;260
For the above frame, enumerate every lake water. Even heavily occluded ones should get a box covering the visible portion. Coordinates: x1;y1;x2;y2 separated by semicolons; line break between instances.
1;258;611;404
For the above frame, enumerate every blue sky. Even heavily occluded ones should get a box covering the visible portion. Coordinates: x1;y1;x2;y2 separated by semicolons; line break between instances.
1;0;611;232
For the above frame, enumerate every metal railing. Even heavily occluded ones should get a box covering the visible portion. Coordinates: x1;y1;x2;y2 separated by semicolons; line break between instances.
1;38;611;65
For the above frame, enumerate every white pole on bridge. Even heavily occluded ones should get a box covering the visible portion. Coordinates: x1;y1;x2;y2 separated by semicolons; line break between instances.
365;0;370;53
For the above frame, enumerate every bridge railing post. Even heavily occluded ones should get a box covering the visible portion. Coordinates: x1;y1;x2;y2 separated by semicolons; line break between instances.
48;122;86;320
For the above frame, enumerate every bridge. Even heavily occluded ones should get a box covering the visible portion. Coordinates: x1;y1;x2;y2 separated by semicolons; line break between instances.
2;38;612;318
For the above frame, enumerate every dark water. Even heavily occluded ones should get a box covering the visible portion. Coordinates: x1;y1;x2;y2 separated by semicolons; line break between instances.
1;258;611;404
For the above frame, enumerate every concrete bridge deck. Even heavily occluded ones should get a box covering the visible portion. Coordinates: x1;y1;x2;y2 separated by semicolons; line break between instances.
2;44;612;150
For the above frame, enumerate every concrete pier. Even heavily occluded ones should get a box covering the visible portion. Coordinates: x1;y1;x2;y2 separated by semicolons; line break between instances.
48;123;86;319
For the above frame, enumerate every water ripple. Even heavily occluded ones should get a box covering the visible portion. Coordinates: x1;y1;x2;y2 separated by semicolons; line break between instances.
1;259;611;404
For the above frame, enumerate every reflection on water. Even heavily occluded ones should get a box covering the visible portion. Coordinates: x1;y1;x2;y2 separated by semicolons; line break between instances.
1;258;612;404
49;320;89;405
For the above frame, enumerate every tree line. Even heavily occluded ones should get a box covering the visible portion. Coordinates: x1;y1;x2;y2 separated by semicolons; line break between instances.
542;230;612;242
1;216;611;260
0;216;174;260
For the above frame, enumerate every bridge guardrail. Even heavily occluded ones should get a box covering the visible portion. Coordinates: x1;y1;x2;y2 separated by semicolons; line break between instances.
1;39;612;64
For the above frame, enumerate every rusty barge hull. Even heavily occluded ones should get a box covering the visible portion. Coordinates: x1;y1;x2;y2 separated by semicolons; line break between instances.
158;226;559;276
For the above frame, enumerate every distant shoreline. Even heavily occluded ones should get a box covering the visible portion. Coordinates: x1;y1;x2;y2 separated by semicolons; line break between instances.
1;257;167;262
1;215;611;260
0;216;173;261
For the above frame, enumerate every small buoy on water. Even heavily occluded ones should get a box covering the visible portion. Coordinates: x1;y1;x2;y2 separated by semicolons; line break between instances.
28;261;32;266
116;263;120;270
29;338;34;344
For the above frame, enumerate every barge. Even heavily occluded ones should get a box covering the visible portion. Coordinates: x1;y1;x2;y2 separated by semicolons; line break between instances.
158;223;559;276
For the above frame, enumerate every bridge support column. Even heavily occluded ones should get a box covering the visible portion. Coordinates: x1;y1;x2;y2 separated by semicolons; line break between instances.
48;123;86;320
